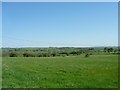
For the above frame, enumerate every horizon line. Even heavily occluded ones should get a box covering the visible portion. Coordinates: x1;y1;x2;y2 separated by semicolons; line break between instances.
1;45;119;48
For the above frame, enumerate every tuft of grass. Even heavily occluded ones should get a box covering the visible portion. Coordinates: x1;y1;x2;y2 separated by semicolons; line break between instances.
2;55;118;88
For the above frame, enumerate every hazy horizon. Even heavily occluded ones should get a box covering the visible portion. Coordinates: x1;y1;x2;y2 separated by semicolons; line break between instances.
2;45;118;48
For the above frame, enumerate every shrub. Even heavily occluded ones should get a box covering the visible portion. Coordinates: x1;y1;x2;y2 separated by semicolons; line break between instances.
51;53;57;57
23;53;34;57
38;53;51;57
9;52;18;57
38;53;43;57
85;53;90;57
42;53;47;57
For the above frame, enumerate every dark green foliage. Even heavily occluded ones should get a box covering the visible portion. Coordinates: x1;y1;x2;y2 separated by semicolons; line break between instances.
38;53;52;57
9;52;18;57
70;51;82;55
70;51;77;55
42;53;48;57
85;53;90;57
104;47;114;53
59;52;69;56
23;53;34;57
38;53;43;57
2;46;119;57
51;53;57;57
104;47;107;52
107;48;113;53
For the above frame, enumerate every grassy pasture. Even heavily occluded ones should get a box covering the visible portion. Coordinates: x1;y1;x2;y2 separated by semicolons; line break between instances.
2;55;118;88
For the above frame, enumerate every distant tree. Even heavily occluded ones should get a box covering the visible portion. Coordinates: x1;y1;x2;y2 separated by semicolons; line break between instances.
66;53;69;56
70;51;77;55
51;53;56;57
38;53;43;57
113;49;117;54
118;49;120;53
9;52;18;57
76;51;82;55
23;53;34;57
36;50;38;52
85;53;90;57
104;47;107;52
59;52;69;56
84;49;90;57
44;53;50;57
107;48;113;53
89;48;94;50
110;48;113;52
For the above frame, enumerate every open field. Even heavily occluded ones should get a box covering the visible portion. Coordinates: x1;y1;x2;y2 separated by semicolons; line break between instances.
2;55;118;88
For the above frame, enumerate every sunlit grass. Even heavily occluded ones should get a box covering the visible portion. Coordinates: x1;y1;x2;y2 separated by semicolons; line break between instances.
2;55;118;88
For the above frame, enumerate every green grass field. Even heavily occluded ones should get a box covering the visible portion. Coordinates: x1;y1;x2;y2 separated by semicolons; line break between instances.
2;55;118;88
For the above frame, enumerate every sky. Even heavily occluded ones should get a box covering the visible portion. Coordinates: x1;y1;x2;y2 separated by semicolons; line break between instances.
2;2;118;47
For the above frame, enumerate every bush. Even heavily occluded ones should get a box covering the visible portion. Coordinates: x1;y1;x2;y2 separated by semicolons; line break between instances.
23;53;34;57
38;53;51;57
85;53;90;57
38;53;43;57
9;52;18;57
51;53;57;57
42;53;48;57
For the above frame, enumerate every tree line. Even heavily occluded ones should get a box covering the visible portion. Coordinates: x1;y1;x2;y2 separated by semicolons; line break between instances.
2;47;120;57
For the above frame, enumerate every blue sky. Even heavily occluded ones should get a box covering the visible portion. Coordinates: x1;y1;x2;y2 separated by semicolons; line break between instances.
2;2;118;47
